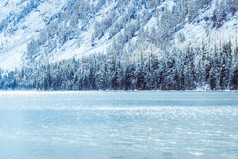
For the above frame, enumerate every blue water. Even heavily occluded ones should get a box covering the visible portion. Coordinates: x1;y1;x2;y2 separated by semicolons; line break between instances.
0;91;238;159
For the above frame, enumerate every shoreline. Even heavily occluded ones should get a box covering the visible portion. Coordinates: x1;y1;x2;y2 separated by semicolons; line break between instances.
0;90;238;93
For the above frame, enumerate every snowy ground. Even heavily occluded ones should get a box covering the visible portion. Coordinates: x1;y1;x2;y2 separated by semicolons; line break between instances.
0;0;238;70
0;0;67;70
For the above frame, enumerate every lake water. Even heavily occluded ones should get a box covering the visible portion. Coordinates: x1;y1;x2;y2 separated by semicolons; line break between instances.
0;91;238;159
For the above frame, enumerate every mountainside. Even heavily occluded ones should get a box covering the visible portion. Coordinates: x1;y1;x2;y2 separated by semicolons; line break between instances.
0;0;237;70
0;0;67;69
0;0;238;90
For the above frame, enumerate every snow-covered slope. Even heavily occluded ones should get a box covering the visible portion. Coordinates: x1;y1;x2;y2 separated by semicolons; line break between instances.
174;1;238;50
0;0;67;70
0;0;237;70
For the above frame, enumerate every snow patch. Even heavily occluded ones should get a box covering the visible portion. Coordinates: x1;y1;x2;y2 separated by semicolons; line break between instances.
0;0;67;70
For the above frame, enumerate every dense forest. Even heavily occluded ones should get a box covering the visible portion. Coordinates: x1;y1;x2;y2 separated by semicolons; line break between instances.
0;0;238;90
1;39;238;90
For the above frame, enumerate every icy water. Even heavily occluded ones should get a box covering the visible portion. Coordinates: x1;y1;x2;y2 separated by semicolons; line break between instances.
0;91;238;159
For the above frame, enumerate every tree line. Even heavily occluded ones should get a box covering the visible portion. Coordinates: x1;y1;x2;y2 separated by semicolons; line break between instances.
1;40;238;90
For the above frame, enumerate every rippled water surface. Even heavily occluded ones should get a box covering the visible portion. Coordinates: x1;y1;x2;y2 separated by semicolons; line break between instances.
0;91;238;159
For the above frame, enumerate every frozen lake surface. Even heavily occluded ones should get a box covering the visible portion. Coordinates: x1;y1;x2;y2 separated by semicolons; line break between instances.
0;91;238;159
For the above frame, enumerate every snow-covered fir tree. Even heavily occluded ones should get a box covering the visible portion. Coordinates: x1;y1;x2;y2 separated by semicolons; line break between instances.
0;0;238;90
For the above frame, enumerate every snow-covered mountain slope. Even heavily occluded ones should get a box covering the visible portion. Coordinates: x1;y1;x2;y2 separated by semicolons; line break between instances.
0;0;238;70
174;1;238;49
0;0;67;70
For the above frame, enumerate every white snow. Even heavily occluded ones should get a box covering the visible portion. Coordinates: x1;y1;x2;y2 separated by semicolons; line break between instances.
0;0;22;21
0;0;67;70
1;0;238;70
144;16;157;30
174;0;238;50
158;0;175;12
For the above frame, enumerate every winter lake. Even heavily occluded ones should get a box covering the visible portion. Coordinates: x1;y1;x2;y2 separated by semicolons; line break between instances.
0;91;238;159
